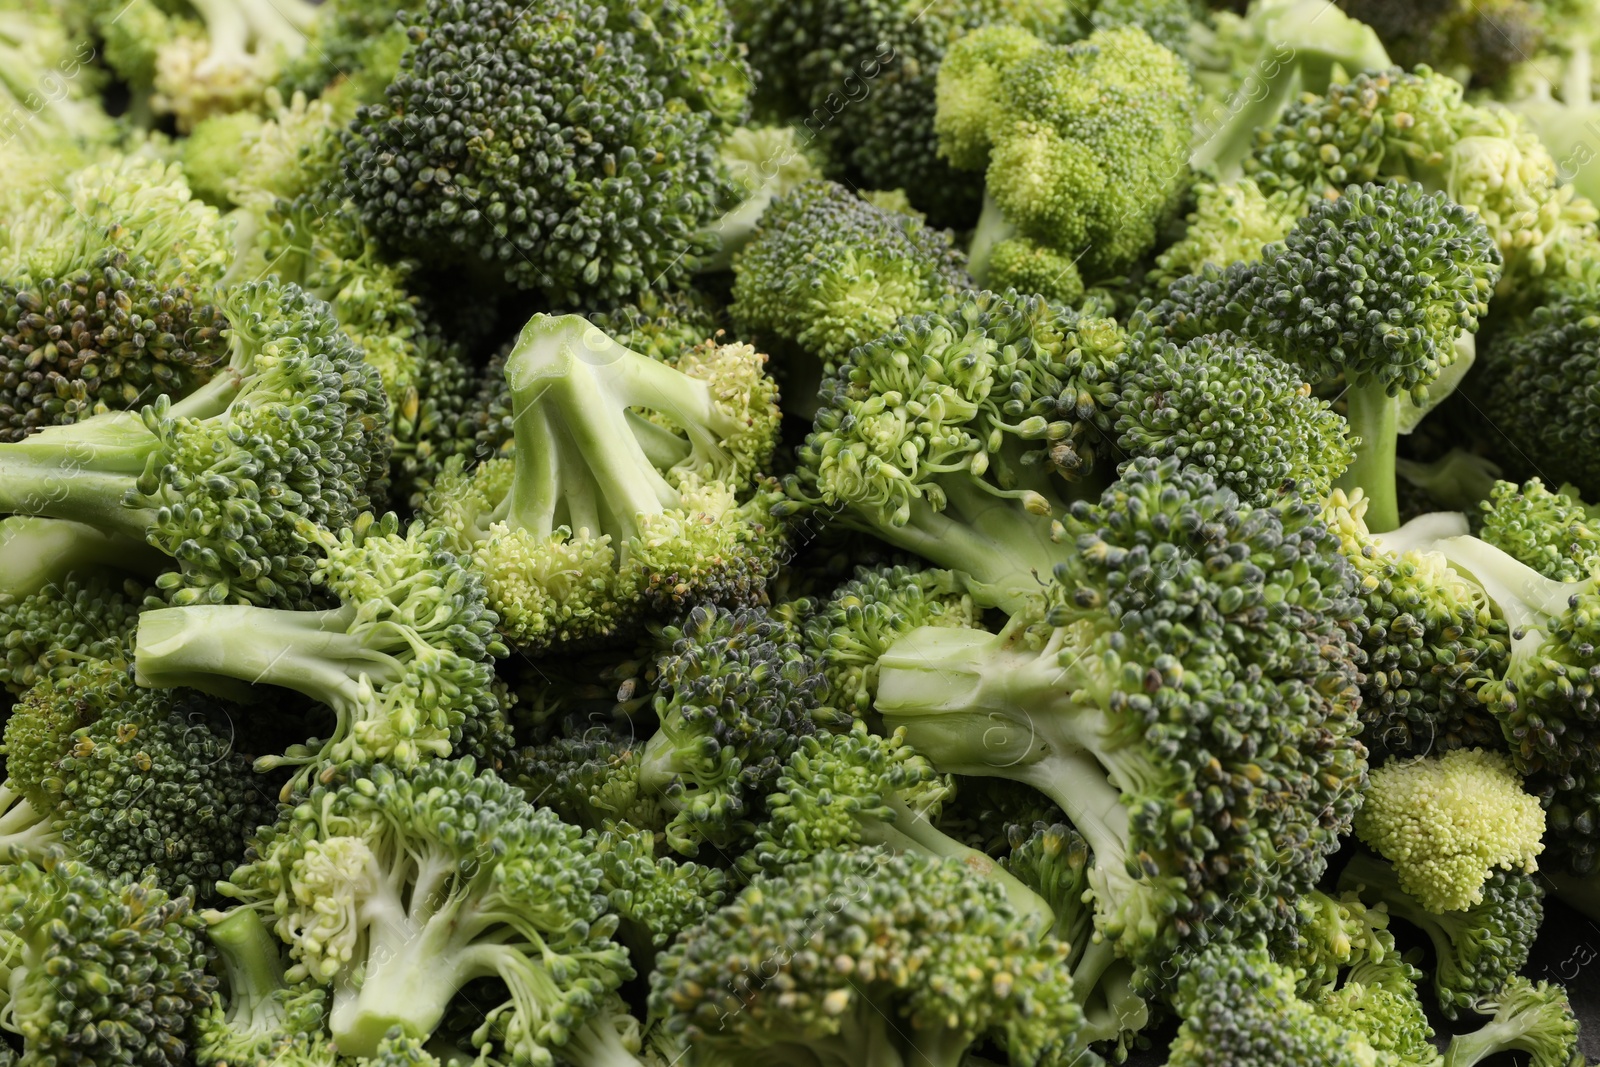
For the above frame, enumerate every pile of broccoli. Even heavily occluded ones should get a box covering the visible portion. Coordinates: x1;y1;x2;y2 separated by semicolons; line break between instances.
5;0;1600;1064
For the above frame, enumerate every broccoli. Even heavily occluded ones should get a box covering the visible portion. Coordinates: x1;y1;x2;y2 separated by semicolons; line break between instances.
589;822;729;967
650;846;1086;1067
514;719;669;834
796;563;978;723
728;180;974;415
1342;850;1546;1018
700;124;826;271
0;567;150;692
134;513;505;794
786;289;1124;611
1321;490;1509;758
1479;478;1600;581
0;663;275;902
1337;0;1541;89
936;23;1196;295
1395;450;1503;513
0;157;234;442
1156;181;1502;532
274;0;424;108
873;458;1369;986
216;758;638;1063
194;907;334;1067
0;849;215;1067
340;0;746;304
0;0;112;153
1442;977;1585;1067
0;279;391;610
422;314;784;652
1146;178;1304;291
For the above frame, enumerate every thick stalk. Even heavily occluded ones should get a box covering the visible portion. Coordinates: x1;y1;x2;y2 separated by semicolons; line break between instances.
1430;536;1572;624
0;453;150;540
206;908;290;1032
966;192;1015;284
0;517;162;597
1370;510;1470;557
1337;384;1401;533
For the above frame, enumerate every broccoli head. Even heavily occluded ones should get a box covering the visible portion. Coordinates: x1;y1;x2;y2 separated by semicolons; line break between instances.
1443;977;1585;1067
0;568;150;693
1478;479;1600;582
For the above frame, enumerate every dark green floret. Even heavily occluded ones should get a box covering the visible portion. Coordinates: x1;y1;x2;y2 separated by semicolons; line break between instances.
0;568;151;692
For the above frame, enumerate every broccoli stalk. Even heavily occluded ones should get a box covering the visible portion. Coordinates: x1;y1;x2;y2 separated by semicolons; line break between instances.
0;517;163;598
1443;978;1584;1067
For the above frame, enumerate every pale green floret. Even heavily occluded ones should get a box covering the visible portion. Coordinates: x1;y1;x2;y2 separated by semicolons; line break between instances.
0;0;113;153
423;315;785;651
702;124;826;271
1442;977;1584;1067
194;908;334;1067
1479;479;1600;582
1354;748;1546;914
133;513;506;796
1148;179;1304;291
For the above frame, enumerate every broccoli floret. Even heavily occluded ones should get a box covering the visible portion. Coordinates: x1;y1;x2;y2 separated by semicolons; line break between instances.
1322;490;1509;758
0;850;215;1067
340;0;744;304
1354;748;1546;913
937;24;1196;287
1112;332;1353;505
1341;850;1545;1018
134;513;505;796
0;569;150;692
729;180;974;414
0;157;235;441
701;124;826;270
873;458;1368;988
1247;65;1598;299
785;289;1124;611
0;664;276;903
423;314;784;652
1338;0;1543;90
589;822;729;967
1157;181;1501;532
514;719;669;833
0;0;112;153
1146;178;1304;291
1442;977;1585;1067
194;907;333;1067
1479;478;1600;581
217;758;636;1063
1472;293;1600;500
0;279;391;610
651;846;1085;1067
797;563;978;723
274;0;423;108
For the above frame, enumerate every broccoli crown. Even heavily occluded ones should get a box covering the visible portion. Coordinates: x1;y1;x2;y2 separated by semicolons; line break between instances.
1247;66;1598;293
797;563;978;722
1479;479;1600;582
788;289;1125;609
937;23;1196;276
0;279;392;610
218;758;631;1061
1474;294;1600;499
636;605;820;856
340;0;739;303
1354;747;1546;913
1113;332;1353;506
1164;182;1500;401
0;568;149;693
0;850;214;1067
590;822;729;955
1336;0;1540;89
425;314;785;651
513;720;670;833
1321;489;1509;758
1147;178;1304;292
1443;976;1583;1067
874;458;1369;981
1342;849;1546;1019
651;846;1084;1067
730;180;974;376
134;513;507;792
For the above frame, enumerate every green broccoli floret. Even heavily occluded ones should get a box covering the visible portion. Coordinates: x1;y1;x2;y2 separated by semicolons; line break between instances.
936;23;1196;290
1157;181;1501;532
0;157;235;442
274;0;423;108
217;758;637;1063
1321;490;1509;758
1247;65;1598;299
1337;0;1541;89
1184;0;1392;179
0;568;150;692
340;0;746;303
797;563;978;723
1479;478;1600;581
1354;748;1546;913
0;850;215;1067
1342;850;1546;1018
1472;293;1600;500
873;458;1369;988
701;124;826;271
651;846;1086;1067
0;663;276;903
1113;332;1353;505
194;907;334;1067
423;314;784;652
0;279;391;610
134;513;505;795
589;822;728;968
1442;977;1585;1067
513;719;669;834
729;179;974;415
785;289;1124;611
1146;178;1305;291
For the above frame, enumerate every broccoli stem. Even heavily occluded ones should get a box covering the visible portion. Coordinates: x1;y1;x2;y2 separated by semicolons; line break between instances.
1430;536;1574;629
1341;850;1457;966
0;783;57;860
0;417;162;539
555;1010;648;1067
0;517;163;597
1394;449;1500;512
1337;383;1401;533
204;908;293;1037
967;192;1016;284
